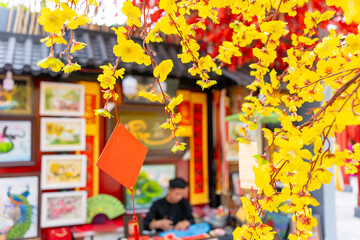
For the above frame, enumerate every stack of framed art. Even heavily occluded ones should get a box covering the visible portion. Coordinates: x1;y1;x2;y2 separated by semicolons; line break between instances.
0;74;35;167
39;82;86;152
39;81;88;228
0;74;42;239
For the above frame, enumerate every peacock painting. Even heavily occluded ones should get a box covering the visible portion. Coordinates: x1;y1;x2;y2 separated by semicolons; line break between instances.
0;175;39;239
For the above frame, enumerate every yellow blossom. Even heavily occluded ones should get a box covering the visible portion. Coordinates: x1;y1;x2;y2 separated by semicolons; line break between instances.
159;0;177;14
326;0;360;24
112;27;127;44
167;94;184;113
122;1;142;27
154;60;173;82
63;63;81;73
67;15;92;29
196;80;217;90
313;30;340;59
97;74;116;90
103;91;119;101
94;109;112;119
160;121;175;130
260;20;288;41
113;39;144;63
38;8;64;33
345;34;360;54
37;57;65;72
70;42;87;53
172;113;182;123
217;41;241;64
178;39;200;63
40;34;67;47
138;92;163;103
171;142;186;153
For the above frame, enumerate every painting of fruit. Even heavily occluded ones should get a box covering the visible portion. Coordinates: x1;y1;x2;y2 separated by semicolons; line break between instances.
0;118;34;166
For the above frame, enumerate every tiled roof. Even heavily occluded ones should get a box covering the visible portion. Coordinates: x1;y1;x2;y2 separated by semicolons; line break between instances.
0;29;255;86
0;29;193;78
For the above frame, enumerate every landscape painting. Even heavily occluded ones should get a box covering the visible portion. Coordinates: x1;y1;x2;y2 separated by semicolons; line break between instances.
39;82;84;116
0;117;35;167
0;74;32;115
125;164;176;212
0;174;39;239
41;155;87;190
40;117;86;152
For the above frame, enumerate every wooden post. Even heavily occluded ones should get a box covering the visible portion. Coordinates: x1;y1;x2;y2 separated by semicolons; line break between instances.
22;7;31;34
12;5;20;33
6;6;14;32
34;12;41;35
28;12;36;35
16;5;25;33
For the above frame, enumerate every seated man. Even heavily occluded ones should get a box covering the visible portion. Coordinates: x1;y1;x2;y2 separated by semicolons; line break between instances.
144;178;195;232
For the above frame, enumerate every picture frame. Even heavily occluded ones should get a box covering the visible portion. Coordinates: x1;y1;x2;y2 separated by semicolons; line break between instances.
39;81;85;117
123;214;144;237
40;117;86;152
41;154;87;190
0;116;36;167
41;191;87;228
124;163;176;212
107;105;188;159
234;205;247;225
231;172;243;196
262;212;290;240
0;173;40;239
0;74;33;115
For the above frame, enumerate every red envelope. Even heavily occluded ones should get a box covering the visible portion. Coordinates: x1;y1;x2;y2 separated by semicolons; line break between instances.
97;123;148;189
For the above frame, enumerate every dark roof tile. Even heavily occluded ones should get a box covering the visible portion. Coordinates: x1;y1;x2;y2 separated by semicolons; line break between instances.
0;29;254;87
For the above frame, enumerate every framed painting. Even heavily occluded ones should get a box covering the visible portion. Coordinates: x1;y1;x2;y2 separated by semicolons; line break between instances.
124;164;176;212
0;117;36;167
41;191;87;228
107;105;187;159
41;154;87;190
0;74;32;115
0;173;40;239
40;117;86;152
39;81;85;117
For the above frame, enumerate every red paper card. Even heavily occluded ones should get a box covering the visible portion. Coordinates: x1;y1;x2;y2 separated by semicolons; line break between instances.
97;123;148;189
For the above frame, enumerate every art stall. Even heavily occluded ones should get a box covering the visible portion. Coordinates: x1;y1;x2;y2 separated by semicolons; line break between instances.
0;18;225;239
0;5;296;240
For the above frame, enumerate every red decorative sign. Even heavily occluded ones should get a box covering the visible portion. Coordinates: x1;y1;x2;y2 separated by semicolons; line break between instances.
97;123;148;189
81;135;94;197
193;104;204;194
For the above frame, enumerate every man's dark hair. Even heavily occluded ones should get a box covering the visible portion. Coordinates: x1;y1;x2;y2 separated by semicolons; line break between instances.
169;178;188;189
